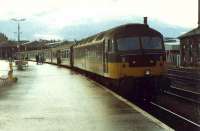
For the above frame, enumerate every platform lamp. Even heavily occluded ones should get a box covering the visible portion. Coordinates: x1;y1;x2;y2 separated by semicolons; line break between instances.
11;18;26;43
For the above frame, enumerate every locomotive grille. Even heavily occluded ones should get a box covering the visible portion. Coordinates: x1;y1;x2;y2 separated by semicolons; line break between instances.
122;54;165;67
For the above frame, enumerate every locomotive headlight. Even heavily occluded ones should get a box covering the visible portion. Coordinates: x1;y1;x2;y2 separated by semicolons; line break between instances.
145;69;151;76
122;57;126;62
150;60;154;64
132;61;136;64
160;56;164;66
160;56;163;61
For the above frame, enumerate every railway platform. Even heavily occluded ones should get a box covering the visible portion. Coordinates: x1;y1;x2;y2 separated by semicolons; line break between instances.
0;61;173;131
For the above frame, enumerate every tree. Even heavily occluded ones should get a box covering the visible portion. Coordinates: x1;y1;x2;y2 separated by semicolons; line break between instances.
0;33;8;42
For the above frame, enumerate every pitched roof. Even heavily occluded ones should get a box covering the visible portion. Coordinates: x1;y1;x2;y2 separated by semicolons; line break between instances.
0;41;17;48
179;27;200;39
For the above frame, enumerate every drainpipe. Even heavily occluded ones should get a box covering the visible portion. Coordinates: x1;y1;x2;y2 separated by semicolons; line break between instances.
198;0;200;27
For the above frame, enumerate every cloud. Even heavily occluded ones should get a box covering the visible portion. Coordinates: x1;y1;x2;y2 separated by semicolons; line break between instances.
0;0;196;40
0;16;190;40
0;0;198;28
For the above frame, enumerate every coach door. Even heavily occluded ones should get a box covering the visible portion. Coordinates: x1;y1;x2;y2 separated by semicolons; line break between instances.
70;46;74;67
103;39;109;73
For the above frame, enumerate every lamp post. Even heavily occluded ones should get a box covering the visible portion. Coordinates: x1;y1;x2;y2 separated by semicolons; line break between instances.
11;18;26;43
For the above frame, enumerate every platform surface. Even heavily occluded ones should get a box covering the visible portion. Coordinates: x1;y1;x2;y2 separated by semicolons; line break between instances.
0;61;172;131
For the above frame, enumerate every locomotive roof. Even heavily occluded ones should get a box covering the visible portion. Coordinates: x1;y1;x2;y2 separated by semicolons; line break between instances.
106;23;162;37
76;23;162;45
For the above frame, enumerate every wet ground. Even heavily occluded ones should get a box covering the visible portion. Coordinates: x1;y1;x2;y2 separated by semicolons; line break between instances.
0;60;11;76
0;61;171;131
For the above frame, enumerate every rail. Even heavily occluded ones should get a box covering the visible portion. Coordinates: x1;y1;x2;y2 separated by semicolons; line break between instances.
149;102;200;130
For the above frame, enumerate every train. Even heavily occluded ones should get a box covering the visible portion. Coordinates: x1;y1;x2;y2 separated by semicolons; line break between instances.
17;23;170;100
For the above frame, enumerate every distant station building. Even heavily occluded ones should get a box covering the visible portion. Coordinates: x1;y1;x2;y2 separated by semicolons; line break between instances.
0;41;18;59
179;0;200;67
164;38;180;67
21;40;50;51
21;39;68;50
0;33;29;59
0;33;8;42
179;27;200;66
0;33;17;59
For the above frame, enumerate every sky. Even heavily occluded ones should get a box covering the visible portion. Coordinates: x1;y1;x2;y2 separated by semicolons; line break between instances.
0;0;198;40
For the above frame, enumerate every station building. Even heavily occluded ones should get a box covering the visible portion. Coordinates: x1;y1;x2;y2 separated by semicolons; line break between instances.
164;38;180;67
179;0;200;67
21;40;49;51
0;41;18;59
0;33;8;42
0;33;17;59
0;33;29;59
0;32;55;59
179;28;200;67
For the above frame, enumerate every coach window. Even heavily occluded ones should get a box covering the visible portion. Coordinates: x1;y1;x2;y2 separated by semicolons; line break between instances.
108;39;115;52
108;40;111;52
67;50;70;58
63;50;66;58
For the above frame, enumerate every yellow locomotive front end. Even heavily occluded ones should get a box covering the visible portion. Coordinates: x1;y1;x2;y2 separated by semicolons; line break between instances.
117;36;167;78
103;24;170;100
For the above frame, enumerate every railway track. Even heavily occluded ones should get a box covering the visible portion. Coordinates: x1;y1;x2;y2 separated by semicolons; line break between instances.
168;73;200;87
167;68;200;103
168;69;200;82
147;101;200;130
121;91;199;131
111;84;200;130
165;85;200;104
168;68;200;75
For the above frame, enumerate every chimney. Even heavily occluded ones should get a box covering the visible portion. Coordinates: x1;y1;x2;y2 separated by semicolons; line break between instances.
198;0;200;27
144;17;148;25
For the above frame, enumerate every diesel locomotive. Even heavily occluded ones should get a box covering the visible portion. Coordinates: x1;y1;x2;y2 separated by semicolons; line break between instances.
17;23;170;100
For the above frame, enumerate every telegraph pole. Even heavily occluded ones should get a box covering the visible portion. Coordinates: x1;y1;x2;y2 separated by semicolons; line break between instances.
11;18;26;43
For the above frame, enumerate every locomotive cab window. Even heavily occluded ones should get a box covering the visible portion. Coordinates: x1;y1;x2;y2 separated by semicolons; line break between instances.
141;37;163;50
117;37;140;51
